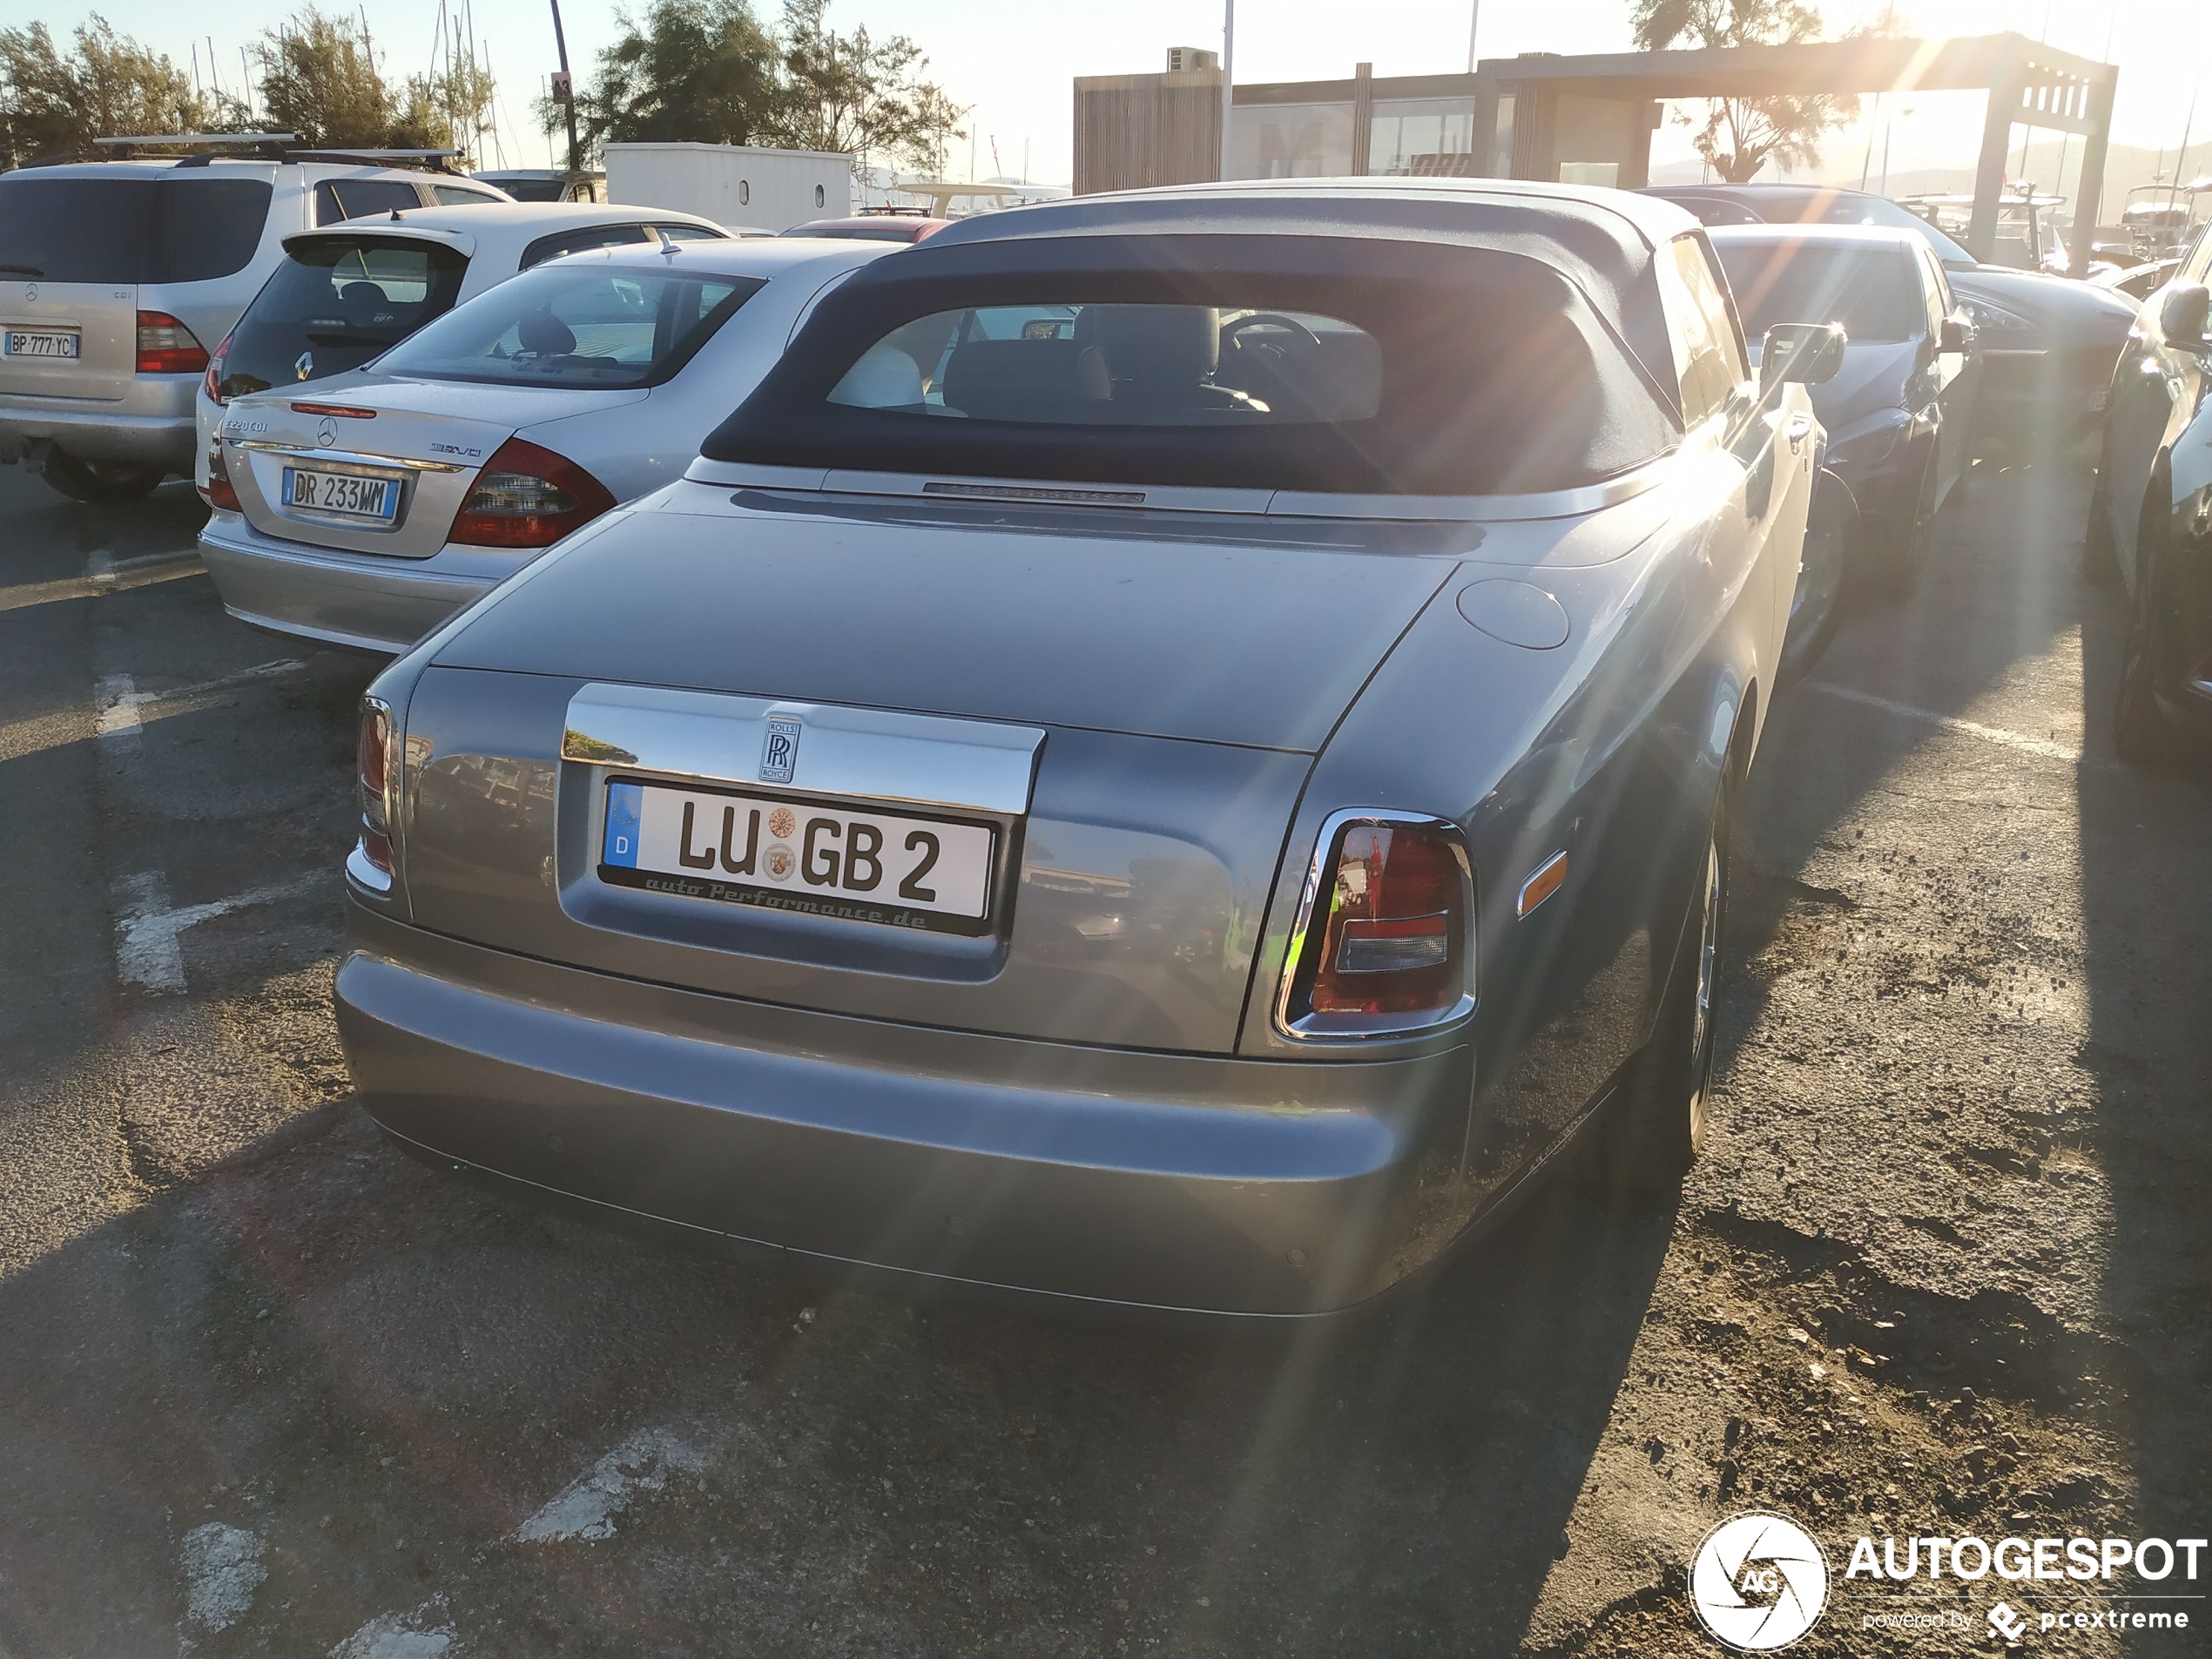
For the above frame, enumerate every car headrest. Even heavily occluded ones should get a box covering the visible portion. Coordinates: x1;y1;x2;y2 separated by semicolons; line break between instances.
1083;305;1220;394
941;338;1109;421
517;307;577;356
832;341;927;408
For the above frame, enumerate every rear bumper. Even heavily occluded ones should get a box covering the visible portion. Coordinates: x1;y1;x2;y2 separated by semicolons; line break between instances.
199;511;534;655
1973;344;2121;453
335;902;1478;1317
0;378;198;469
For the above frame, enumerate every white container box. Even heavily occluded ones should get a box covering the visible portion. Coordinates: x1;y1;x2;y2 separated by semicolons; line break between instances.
602;143;853;233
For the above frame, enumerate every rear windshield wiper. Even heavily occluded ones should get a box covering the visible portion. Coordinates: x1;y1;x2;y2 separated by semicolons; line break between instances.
0;263;45;277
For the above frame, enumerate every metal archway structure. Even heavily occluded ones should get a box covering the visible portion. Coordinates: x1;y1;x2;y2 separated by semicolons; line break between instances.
1472;32;2118;274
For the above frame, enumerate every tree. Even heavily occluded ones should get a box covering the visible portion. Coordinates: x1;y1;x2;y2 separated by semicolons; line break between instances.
1631;0;1860;182
766;0;968;172
391;57;499;153
0;16;236;167
256;9;394;149
560;0;782;159
545;0;965;172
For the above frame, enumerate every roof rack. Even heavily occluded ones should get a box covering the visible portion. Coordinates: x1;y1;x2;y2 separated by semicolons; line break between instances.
91;133;298;154
79;135;466;174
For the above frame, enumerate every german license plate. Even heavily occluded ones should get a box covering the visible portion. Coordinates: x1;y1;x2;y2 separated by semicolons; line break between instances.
598;780;997;934
3;329;80;358
282;465;399;522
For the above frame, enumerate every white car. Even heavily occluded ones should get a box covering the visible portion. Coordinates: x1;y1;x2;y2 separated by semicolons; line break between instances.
199;235;898;653
0;145;514;501
192;201;733;497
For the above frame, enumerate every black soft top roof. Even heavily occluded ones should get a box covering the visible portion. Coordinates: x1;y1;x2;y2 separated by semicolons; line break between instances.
923;179;1696;395
701;215;1684;498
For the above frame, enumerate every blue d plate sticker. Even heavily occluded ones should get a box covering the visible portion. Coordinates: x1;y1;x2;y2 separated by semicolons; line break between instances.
603;781;643;867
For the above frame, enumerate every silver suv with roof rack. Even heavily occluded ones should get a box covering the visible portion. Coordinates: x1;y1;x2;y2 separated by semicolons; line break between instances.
0;134;515;502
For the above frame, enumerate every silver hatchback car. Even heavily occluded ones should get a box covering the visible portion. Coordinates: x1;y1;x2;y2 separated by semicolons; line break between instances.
338;181;1832;1318
0;145;512;500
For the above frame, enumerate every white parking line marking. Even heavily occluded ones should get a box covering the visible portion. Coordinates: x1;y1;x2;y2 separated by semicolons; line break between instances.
95;658;307;748
1801;681;2082;764
330;1603;455;1658
87;547;199;585
116;871;322;995
95;674;142;745
513;1427;705;1543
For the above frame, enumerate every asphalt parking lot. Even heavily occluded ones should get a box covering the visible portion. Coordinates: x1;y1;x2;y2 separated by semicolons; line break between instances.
0;454;2205;1657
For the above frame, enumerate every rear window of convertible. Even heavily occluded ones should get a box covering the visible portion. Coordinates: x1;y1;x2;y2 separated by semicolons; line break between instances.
705;236;1679;496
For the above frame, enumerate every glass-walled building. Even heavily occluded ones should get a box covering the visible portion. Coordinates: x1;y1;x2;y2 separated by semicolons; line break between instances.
1074;57;1649;196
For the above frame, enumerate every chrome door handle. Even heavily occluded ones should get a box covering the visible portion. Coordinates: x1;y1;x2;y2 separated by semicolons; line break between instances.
1784;413;1813;455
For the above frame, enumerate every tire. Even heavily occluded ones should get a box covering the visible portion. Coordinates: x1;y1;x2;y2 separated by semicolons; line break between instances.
1777;483;1848;686
1859;447;1936;602
1603;774;1731;1189
40;448;164;503
2080;472;2120;587
2113;512;2181;765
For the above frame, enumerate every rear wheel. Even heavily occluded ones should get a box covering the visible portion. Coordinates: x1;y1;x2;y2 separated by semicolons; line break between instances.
1858;448;1936;603
1603;777;1730;1189
41;448;164;503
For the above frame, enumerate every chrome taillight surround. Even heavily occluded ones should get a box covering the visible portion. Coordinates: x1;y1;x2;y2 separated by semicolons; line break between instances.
349;695;396;894
1273;808;1478;1042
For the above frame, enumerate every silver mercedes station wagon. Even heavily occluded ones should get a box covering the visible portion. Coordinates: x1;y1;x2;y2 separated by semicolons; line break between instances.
336;180;1835;1317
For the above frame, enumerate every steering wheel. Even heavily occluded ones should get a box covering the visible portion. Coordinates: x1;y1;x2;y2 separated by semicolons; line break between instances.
1222;312;1323;350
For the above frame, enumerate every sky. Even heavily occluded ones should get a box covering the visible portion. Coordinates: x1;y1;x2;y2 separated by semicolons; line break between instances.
27;0;2209;191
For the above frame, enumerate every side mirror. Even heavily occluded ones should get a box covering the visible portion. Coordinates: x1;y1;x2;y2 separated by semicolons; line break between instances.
1761;322;1847;391
1938;314;1974;354
2159;281;2211;347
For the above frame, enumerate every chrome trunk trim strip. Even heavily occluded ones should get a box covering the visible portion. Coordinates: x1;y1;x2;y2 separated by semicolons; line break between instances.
561;683;1045;816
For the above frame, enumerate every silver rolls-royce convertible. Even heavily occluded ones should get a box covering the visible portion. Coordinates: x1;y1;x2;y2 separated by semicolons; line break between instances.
336;180;1836;1317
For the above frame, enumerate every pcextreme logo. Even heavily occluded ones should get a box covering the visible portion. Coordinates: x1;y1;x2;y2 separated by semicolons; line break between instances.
1691;1512;1830;1651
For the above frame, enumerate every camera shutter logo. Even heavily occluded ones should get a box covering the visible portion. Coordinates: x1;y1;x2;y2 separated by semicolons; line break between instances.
760;717;800;785
1690;1512;1829;1651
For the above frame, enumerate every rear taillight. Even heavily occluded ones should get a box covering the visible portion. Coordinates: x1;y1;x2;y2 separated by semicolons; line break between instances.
1277;814;1474;1038
448;437;617;549
136;311;208;374
202;331;233;403
204;432;240;512
354;696;395;890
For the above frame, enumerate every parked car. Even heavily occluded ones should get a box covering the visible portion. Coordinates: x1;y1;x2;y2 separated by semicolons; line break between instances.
1708;224;1976;601
193;202;732;498
199;235;896;653
2085;226;2212;759
473;168;605;204
2094;256;2183;304
1647;182;2136;462
0;142;514;501
778;214;954;244
334;180;1832;1317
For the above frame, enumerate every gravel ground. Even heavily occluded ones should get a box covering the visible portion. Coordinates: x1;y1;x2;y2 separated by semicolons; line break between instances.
0;455;2203;1658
